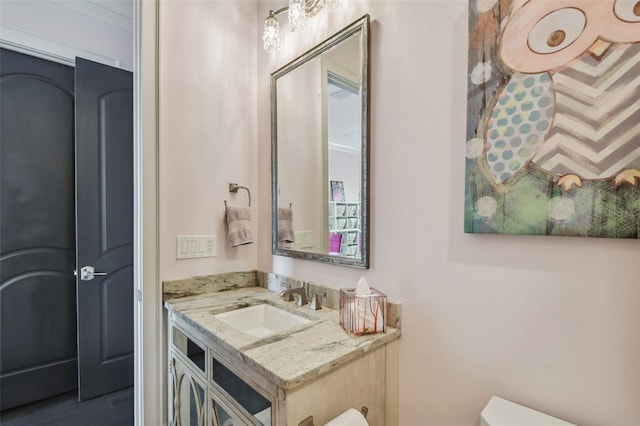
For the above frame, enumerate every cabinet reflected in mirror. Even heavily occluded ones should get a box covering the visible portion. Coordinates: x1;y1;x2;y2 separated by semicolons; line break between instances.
271;15;369;268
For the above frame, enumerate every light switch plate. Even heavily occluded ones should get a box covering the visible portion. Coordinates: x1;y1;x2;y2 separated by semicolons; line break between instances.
295;230;313;249
176;235;216;259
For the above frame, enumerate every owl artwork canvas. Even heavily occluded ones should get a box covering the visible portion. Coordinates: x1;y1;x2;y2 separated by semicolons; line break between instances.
465;0;640;238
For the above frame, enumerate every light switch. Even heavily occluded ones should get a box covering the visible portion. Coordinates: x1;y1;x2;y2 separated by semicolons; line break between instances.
176;235;216;259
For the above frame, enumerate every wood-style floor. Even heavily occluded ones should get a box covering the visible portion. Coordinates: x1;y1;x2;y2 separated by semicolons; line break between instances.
0;387;133;426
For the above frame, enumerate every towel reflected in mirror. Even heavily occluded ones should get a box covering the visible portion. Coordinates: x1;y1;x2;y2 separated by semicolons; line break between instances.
278;207;294;243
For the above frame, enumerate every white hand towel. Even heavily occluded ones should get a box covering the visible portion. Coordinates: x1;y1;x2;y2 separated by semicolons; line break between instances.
226;205;254;247
278;207;294;243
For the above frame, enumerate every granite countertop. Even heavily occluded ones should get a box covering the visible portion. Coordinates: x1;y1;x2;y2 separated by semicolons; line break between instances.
164;286;401;391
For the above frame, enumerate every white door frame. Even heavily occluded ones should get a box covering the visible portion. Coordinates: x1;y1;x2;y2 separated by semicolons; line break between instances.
134;0;163;425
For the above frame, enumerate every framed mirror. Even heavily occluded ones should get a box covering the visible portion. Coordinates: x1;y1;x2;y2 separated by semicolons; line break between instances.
271;15;369;268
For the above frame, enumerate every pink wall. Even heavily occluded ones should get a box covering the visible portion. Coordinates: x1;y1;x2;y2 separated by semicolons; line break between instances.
257;1;640;425
159;0;258;280
159;1;639;424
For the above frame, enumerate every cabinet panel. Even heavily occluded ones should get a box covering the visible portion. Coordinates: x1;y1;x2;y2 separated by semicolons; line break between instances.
211;356;272;425
285;345;385;426
210;391;242;426
173;326;206;373
170;355;207;426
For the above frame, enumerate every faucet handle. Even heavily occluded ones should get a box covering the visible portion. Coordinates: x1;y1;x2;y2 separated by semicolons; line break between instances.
309;293;322;310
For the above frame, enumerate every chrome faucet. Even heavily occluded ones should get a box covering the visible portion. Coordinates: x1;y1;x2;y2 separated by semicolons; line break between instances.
280;287;307;306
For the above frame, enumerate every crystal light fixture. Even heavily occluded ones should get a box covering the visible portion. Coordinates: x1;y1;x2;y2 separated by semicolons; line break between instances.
262;0;339;52
263;12;281;52
288;0;307;32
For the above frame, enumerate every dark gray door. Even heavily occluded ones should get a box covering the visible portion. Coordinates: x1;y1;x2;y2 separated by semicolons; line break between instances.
74;57;133;401
0;48;78;410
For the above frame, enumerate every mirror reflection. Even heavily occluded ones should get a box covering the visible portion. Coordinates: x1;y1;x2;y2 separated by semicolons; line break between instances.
272;15;369;268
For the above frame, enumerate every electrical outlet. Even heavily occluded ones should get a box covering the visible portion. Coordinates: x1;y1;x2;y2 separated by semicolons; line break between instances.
176;235;216;259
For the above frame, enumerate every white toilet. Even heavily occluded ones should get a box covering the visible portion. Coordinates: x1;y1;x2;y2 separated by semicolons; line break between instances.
326;396;573;426
481;396;575;426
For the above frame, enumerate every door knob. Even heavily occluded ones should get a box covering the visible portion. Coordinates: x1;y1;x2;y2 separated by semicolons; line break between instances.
78;265;107;281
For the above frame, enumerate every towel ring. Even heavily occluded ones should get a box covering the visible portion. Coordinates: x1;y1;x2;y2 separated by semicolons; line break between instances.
228;183;251;207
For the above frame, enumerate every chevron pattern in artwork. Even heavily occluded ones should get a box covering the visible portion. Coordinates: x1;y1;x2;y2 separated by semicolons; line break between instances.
532;42;640;180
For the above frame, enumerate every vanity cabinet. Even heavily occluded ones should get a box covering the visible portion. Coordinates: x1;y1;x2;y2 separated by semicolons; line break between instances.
328;201;361;257
169;319;274;426
167;310;398;426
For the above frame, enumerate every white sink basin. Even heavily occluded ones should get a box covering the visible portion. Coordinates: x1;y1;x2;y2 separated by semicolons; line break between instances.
214;304;312;338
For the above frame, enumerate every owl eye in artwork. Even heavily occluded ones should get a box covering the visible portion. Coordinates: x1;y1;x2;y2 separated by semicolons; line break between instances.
613;0;640;22
527;8;587;54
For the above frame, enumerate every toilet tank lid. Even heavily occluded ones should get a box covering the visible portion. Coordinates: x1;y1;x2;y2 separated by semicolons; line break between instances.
481;396;575;426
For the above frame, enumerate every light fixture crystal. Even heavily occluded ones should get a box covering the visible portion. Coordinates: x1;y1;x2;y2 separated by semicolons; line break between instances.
263;13;281;52
263;0;340;52
288;0;307;32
